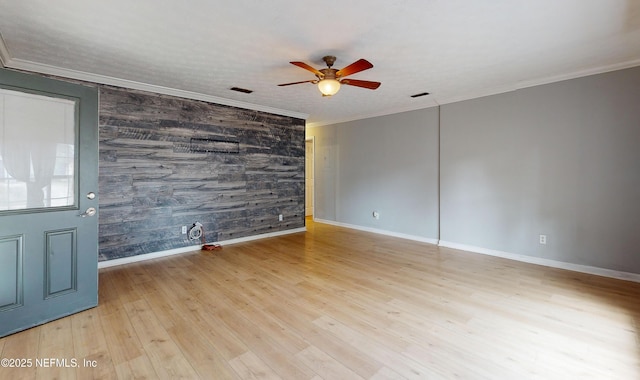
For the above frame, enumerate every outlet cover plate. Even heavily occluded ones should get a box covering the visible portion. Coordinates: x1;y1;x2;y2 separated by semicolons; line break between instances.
539;234;547;245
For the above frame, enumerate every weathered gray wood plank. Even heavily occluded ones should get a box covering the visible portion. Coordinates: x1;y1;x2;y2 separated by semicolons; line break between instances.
98;85;305;260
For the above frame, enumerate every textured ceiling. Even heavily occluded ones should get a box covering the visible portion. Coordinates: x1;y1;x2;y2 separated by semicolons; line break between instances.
1;0;640;126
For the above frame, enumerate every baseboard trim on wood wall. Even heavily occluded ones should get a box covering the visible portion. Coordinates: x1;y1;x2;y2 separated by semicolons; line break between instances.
98;227;307;269
438;240;640;284
314;218;440;245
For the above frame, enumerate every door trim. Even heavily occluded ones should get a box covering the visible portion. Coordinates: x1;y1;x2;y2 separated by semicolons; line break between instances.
305;136;315;219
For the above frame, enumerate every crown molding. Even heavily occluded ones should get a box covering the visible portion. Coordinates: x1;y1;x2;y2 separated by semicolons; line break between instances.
0;33;11;68
433;84;519;107
515;59;640;91
434;59;640;107
3;28;639;126
1;55;308;120
310;58;640;127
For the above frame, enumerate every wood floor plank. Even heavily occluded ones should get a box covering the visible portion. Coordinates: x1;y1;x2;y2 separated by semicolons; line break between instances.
0;326;40;380
228;351;282;380
369;366;408;380
311;315;440;380
99;308;146;366
265;300;384;379
1;218;639;379
219;280;311;355
166;321;238;379
70;308;117;379
214;306;316;379
96;269;126;317
123;299;199;379
112;355;158;380
146;261;252;362
294;345;365;380
36;317;76;380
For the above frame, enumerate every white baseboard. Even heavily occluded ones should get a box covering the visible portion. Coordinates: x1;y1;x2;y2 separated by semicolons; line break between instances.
312;218;640;283
100;220;640;284
438;240;640;284
314;218;439;245
98;227;306;269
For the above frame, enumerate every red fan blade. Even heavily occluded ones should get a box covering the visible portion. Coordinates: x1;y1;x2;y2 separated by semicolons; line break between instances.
340;79;381;90
336;59;373;78
277;80;317;87
290;61;323;76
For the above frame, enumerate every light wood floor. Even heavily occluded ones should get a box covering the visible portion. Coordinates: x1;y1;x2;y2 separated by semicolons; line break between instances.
2;219;639;379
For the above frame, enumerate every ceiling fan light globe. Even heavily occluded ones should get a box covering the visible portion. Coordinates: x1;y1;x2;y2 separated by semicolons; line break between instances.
318;79;341;96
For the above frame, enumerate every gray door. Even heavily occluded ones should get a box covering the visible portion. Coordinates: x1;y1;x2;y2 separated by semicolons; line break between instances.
0;68;99;337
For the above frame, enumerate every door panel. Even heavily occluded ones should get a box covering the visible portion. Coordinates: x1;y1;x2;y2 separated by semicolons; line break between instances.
0;235;23;310
0;68;98;337
45;228;77;297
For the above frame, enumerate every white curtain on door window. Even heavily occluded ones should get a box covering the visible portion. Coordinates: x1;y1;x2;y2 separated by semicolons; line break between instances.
0;90;74;210
2;141;56;207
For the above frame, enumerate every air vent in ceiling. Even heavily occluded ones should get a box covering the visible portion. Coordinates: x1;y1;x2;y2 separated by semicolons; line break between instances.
410;92;430;98
230;87;253;94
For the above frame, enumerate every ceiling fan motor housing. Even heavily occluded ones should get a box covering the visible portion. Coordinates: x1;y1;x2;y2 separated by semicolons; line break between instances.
319;68;338;80
322;55;337;68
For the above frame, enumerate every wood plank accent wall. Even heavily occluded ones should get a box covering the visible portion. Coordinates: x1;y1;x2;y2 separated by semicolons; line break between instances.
98;85;305;261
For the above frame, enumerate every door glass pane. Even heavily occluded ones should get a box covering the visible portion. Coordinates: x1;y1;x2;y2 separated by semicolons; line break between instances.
0;88;77;211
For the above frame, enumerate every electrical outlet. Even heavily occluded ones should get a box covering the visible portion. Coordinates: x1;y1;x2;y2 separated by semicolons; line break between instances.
539;234;547;245
279;214;283;221
181;225;187;234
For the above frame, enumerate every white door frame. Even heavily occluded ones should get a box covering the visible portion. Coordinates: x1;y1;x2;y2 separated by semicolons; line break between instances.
305;136;315;219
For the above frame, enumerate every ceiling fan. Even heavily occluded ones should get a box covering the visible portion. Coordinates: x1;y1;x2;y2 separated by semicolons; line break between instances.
278;56;381;97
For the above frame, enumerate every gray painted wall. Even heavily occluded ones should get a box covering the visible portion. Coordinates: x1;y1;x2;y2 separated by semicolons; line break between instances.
441;66;640;273
311;66;640;274
308;108;440;240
